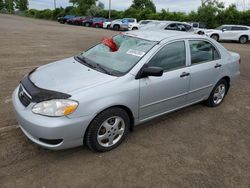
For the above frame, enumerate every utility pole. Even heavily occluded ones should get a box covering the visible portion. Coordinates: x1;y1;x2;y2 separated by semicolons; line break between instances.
108;0;111;19
54;0;56;9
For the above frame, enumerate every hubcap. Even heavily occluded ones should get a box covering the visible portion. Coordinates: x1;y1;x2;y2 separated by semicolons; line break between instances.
213;84;226;105
240;37;247;44
212;35;218;41
97;116;125;147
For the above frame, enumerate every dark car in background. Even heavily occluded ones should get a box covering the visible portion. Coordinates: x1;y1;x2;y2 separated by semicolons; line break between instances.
82;17;105;27
58;15;76;24
92;18;111;28
67;16;93;25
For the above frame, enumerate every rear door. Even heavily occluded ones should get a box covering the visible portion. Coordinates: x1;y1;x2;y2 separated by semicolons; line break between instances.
187;40;222;103
139;40;190;121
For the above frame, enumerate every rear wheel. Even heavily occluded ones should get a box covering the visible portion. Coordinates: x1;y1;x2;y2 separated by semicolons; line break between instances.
205;79;228;107
85;22;90;27
85;107;130;152
211;34;219;41
239;36;248;44
113;25;120;31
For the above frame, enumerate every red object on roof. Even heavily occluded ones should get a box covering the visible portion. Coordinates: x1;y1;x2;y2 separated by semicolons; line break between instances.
101;38;118;52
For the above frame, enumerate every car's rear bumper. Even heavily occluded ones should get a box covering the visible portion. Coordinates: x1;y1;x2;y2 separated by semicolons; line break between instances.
12;87;93;150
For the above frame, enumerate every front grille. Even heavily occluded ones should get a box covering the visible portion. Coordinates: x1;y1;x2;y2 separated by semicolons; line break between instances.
18;85;32;107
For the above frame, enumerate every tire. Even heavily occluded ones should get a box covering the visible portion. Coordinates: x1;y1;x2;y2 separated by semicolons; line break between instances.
85;23;90;27
205;79;228;107
211;34;219;42
239;36;248;44
95;24;99;28
113;25;120;31
85;107;130;152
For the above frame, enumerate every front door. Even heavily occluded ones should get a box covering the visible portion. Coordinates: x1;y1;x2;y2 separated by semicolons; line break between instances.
139;41;190;121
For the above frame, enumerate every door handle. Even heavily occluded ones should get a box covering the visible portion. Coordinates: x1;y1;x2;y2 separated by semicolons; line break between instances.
214;64;222;68
180;72;190;78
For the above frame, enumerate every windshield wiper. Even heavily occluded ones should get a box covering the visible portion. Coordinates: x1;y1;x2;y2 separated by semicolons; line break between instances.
75;56;114;76
94;63;114;76
75;56;96;69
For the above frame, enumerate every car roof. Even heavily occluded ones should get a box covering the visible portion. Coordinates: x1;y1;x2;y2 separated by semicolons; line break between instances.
123;30;199;42
222;24;250;28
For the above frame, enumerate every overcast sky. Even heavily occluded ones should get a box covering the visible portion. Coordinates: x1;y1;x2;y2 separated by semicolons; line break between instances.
29;0;249;12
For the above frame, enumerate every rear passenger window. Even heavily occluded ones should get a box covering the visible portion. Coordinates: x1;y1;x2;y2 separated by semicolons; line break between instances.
148;41;186;71
189;40;220;65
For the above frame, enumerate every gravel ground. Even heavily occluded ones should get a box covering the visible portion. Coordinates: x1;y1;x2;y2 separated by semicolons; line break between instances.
0;14;249;188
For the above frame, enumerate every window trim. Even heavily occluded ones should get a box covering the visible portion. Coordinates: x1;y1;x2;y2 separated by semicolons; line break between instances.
187;39;221;66
145;40;188;73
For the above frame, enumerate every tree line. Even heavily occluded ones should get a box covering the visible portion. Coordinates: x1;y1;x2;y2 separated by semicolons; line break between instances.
0;0;28;12
1;0;250;28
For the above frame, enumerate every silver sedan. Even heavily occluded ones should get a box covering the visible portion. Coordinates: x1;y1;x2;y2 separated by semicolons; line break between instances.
12;30;240;152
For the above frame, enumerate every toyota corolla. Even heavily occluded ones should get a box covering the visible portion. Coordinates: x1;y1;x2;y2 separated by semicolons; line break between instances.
12;31;240;152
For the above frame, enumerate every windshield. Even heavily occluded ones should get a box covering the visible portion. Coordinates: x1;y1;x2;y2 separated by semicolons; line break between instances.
78;34;157;76
140;22;166;30
216;26;223;30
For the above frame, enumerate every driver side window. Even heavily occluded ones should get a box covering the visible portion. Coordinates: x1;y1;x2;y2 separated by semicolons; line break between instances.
147;41;186;71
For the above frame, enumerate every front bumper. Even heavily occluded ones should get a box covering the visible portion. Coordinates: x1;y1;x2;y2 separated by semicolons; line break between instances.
12;87;93;150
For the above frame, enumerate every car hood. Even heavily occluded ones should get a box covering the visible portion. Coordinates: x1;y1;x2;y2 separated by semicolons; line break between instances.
29;57;117;94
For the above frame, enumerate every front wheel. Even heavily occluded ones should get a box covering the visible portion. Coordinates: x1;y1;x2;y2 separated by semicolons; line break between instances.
205;79;228;107
85;108;130;152
211;34;219;42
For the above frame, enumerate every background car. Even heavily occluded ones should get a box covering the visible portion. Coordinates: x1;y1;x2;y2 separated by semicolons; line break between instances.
138;20;155;29
57;15;76;24
188;22;207;34
82;17;105;27
204;25;250;44
103;19;119;29
140;21;194;32
67;16;92;25
92;18;110;28
110;18;138;31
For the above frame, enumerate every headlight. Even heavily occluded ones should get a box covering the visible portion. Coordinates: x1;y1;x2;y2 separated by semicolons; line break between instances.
32;99;78;117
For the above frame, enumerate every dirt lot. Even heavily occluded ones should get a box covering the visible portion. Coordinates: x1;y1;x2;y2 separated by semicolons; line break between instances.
0;14;249;188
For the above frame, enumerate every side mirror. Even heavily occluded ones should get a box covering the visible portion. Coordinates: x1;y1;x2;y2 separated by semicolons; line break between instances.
136;66;164;79
222;28;226;32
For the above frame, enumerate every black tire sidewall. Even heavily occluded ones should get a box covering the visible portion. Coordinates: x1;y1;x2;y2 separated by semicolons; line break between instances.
206;79;228;107
211;34;219;41
239;36;247;44
85;108;130;152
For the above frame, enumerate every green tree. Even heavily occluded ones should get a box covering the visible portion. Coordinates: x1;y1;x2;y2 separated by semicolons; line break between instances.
0;0;5;10
69;0;96;15
86;4;102;16
197;0;224;28
5;0;14;12
15;0;28;11
131;0;156;13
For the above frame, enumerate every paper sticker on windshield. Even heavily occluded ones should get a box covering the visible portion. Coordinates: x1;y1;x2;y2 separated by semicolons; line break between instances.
126;49;145;57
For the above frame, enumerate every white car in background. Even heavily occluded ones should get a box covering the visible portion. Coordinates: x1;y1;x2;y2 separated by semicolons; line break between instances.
110;18;139;31
204;25;250;44
189;22;207;34
103;19;121;29
140;21;194;32
138;20;155;29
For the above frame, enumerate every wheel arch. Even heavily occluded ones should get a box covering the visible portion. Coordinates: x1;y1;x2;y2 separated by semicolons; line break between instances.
220;76;231;93
85;105;135;138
